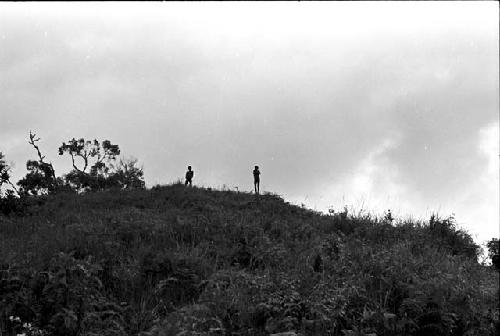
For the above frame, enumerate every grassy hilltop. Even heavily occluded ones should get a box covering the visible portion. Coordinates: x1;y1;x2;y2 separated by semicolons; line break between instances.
0;184;498;336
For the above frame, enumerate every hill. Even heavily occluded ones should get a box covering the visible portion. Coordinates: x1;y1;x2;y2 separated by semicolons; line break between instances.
0;184;498;336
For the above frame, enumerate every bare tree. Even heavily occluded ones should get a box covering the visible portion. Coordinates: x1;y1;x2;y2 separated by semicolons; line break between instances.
28;131;56;179
17;131;58;195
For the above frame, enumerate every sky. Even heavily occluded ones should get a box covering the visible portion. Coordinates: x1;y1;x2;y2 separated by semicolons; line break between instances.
0;2;498;244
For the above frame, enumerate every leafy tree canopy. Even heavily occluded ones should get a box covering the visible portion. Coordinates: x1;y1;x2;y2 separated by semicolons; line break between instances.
58;137;144;192
58;138;120;174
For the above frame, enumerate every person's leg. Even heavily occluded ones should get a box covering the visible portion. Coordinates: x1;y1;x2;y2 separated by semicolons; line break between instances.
185;179;188;186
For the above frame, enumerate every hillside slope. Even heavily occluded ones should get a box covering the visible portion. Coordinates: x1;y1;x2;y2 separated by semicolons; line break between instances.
0;184;498;336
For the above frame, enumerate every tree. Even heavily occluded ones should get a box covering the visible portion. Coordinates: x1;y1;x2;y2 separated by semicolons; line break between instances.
58;138;120;174
17;160;58;195
110;157;145;189
58;137;145;192
17;132;58;196
58;138;120;191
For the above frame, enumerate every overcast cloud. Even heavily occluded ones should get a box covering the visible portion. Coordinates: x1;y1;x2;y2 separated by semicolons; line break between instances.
0;2;498;243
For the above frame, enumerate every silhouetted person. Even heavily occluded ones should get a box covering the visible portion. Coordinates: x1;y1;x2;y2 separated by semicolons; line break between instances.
185;166;194;186
253;165;260;194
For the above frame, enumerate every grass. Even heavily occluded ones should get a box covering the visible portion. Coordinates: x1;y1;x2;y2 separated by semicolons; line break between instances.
0;183;498;336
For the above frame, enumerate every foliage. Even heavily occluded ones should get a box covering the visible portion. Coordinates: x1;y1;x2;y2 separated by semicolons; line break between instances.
58;138;120;174
15;132;58;196
0;152;17;195
58;138;145;192
0;190;26;216
0;152;24;215
110;158;146;190
2;133;146;220
0;152;11;188
17;160;59;196
58;138;119;191
486;238;499;271
0;253;126;336
427;213;480;260
0;184;498;336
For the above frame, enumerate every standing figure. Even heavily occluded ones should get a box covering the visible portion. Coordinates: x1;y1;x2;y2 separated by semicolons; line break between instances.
185;166;194;186
253;165;260;194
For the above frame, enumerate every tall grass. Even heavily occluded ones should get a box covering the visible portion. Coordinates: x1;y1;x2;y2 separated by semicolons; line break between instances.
0;184;497;336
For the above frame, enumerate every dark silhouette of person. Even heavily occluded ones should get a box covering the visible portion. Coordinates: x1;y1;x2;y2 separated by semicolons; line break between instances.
185;166;194;186
253;165;260;194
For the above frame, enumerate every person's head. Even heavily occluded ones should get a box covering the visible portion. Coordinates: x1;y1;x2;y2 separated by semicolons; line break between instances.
255;165;259;170
188;166;192;171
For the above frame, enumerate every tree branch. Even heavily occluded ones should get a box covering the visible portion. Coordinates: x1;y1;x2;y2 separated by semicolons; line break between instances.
29;131;45;162
28;131;56;179
70;153;83;173
77;152;89;172
7;179;19;195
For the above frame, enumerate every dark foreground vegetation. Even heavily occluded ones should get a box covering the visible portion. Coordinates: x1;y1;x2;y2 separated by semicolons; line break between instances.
0;184;498;336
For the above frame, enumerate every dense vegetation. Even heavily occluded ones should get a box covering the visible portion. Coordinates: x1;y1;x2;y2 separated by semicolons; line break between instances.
0;132;144;204
0;184;498;336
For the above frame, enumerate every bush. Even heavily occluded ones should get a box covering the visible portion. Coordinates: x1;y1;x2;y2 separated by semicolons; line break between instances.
486;238;499;271
0;253;126;336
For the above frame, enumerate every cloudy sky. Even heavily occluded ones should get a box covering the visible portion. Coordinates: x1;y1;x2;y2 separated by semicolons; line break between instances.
1;2;498;243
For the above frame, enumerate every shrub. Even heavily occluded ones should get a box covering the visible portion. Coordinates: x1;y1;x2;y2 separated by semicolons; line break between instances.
486;238;499;271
